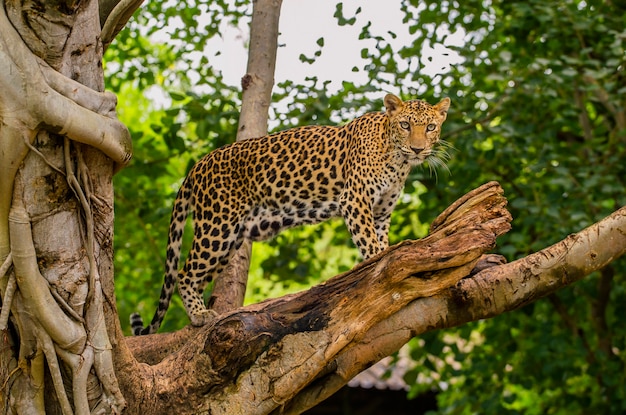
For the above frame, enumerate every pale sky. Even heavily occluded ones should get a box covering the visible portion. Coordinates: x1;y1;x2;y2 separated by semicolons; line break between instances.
204;1;463;95
144;1;463;108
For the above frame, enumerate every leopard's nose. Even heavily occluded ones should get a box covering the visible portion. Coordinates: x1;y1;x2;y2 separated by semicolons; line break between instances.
411;147;424;155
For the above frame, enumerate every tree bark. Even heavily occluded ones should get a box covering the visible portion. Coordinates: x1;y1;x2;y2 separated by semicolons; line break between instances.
0;0;138;413
210;0;283;314
280;204;626;413
123;182;511;413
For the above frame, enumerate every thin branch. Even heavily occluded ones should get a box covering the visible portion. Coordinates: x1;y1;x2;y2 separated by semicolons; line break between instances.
583;74;626;137
101;0;144;49
573;82;594;142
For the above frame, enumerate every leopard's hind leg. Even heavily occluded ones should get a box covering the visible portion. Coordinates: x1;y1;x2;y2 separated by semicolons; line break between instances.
177;218;244;326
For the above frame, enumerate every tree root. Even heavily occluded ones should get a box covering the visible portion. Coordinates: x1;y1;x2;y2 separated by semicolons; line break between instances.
101;0;144;49
0;253;14;330
4;169;126;414
9;204;86;351
0;0;132;272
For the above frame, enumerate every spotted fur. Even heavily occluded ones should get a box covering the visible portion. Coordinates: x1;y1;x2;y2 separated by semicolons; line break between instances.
131;94;450;335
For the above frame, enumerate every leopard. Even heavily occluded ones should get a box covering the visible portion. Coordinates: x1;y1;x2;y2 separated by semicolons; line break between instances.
131;93;451;335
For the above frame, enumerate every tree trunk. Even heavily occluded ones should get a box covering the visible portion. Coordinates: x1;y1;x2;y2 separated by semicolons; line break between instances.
210;0;283;314
0;0;136;413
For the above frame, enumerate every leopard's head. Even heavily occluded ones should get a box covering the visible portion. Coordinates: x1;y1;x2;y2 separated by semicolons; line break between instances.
384;94;451;166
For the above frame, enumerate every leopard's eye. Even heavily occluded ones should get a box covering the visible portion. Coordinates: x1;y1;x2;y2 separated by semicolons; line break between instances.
426;123;437;132
399;121;410;130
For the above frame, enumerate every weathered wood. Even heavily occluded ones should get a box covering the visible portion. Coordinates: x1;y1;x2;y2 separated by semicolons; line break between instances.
121;182;626;415
278;205;626;414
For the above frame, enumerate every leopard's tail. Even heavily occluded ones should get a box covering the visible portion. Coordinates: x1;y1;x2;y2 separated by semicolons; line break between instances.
130;176;193;335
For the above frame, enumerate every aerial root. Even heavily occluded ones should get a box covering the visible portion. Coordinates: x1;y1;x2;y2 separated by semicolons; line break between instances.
36;322;75;415
0;252;15;330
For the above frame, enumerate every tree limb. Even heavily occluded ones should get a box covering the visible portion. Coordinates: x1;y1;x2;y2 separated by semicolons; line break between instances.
122;183;626;414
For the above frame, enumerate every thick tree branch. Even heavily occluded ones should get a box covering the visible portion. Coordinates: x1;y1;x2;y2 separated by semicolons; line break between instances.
123;184;626;414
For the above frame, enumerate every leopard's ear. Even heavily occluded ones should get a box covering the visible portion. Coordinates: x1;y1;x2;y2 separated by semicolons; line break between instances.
435;97;451;117
384;94;404;116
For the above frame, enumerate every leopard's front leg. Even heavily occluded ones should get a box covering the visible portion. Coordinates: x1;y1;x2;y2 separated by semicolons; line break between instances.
372;188;403;251
373;211;391;250
340;184;382;260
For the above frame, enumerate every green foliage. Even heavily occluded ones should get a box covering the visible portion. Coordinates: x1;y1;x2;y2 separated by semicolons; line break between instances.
393;0;626;412
108;0;626;412
334;3;361;26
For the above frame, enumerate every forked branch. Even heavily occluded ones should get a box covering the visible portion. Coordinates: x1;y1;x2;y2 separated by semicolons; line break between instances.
124;182;626;415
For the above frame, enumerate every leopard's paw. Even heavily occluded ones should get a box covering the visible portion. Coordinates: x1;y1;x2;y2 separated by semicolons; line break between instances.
189;309;218;326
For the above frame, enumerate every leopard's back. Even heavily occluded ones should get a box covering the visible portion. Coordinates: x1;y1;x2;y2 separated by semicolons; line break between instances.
200;125;352;240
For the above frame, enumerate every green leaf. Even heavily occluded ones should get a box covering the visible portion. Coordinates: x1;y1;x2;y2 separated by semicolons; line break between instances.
333;2;357;26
